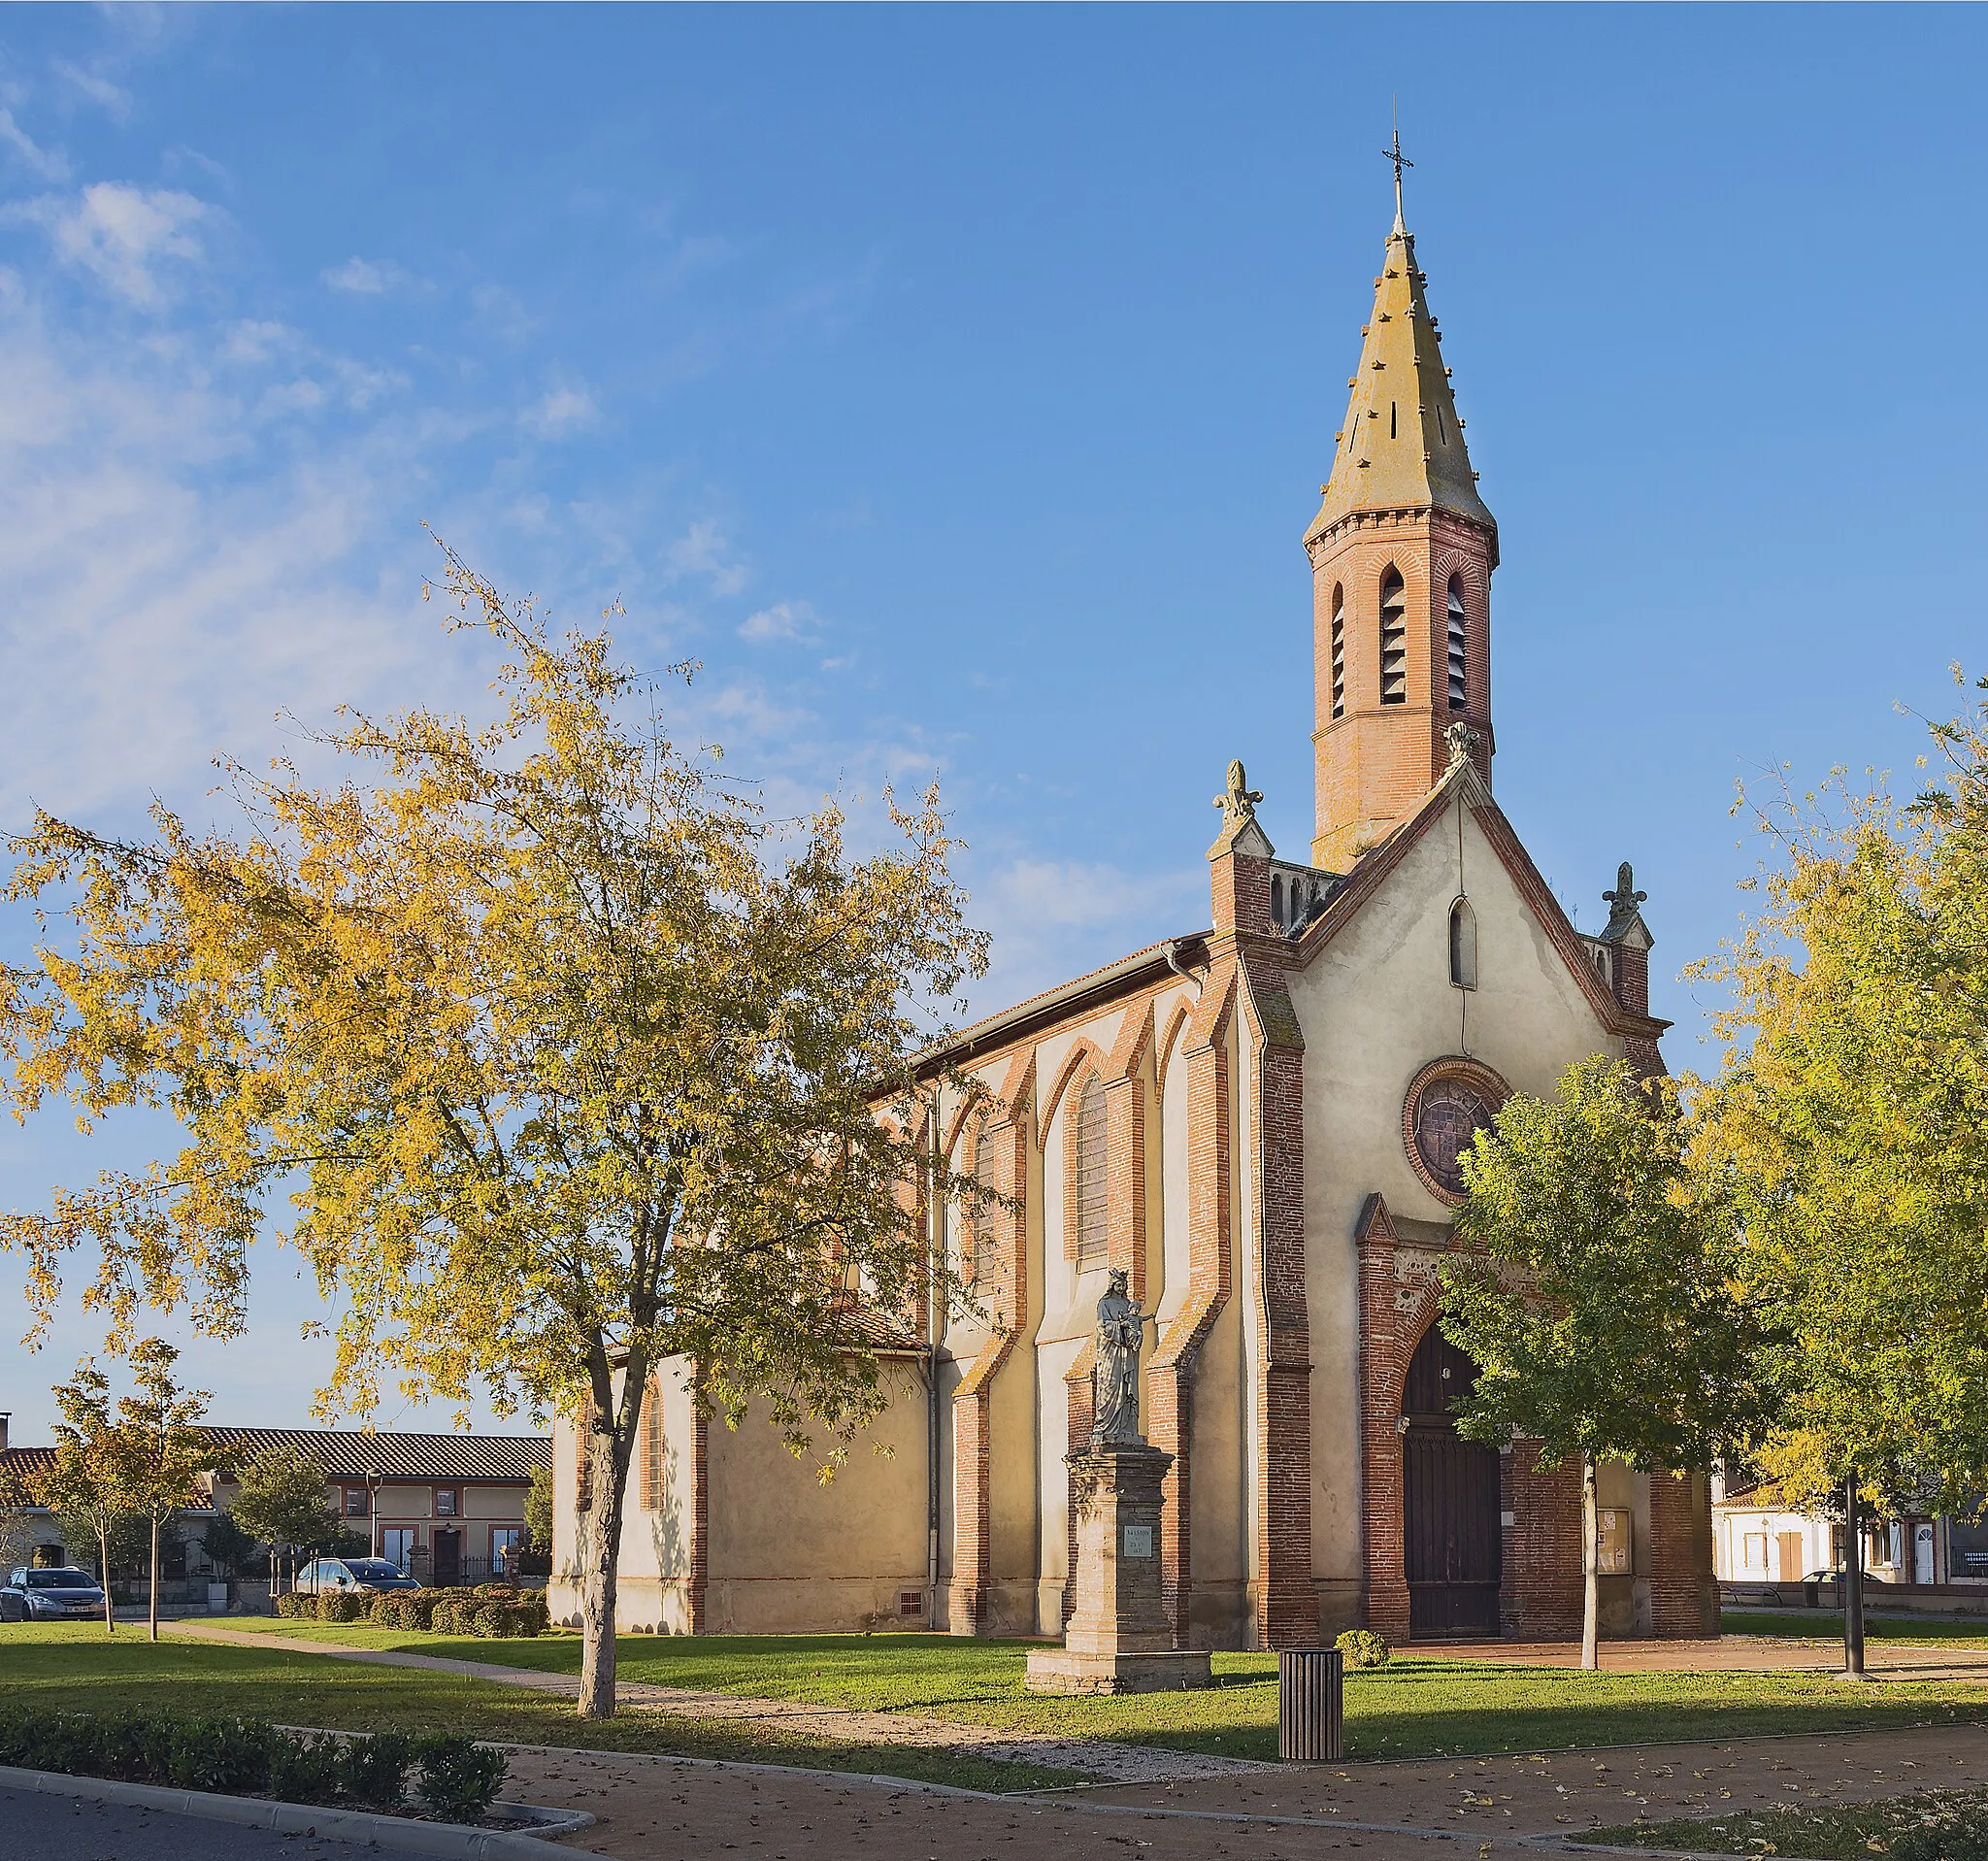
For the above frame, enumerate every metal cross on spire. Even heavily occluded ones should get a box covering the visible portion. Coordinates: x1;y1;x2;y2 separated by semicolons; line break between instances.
1382;111;1412;231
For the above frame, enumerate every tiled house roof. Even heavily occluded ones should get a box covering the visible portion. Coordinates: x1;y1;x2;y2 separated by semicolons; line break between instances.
200;1428;548;1482
0;1427;548;1502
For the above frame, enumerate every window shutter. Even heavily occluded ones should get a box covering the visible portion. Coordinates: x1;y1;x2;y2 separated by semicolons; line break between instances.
1073;1076;1110;1265
637;1376;663;1513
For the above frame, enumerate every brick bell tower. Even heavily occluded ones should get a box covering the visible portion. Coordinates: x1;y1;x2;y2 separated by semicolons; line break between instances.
1308;162;1498;871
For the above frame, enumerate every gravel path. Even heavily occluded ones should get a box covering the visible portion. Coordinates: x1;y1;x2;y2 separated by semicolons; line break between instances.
489;1720;1988;1861
165;1621;1273;1783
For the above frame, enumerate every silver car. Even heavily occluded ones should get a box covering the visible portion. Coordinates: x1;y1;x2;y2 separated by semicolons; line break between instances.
0;1566;107;1621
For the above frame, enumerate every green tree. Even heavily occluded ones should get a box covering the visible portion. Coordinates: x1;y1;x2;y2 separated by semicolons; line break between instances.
0;548;986;1716
225;1446;340;1594
0;1458;37;1572
525;1465;552;1554
1691;672;1988;1666
1441;1056;1779;1669
198;1509;260;1599
103;1340;215;1641
33;1363;134;1632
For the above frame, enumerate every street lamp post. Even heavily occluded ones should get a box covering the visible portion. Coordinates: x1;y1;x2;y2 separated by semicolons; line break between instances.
364;1468;382;1561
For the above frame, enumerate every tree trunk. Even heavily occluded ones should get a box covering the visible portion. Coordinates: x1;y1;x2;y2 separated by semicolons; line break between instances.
1843;1474;1866;1678
1580;1456;1600;1672
148;1514;161;1643
578;1418;623;1716
99;1525;115;1634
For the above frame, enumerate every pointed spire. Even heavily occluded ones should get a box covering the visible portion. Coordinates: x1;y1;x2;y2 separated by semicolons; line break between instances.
1307;184;1495;548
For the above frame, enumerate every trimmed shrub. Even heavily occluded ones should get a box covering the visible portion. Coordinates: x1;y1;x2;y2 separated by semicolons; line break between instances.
1335;1628;1392;1670
413;1734;508;1822
319;1590;366;1625
336;1729;414;1810
265;1731;345;1807
274;1591;303;1619
366;1592;394;1626
164;1715;274;1793
0;1708;429;1818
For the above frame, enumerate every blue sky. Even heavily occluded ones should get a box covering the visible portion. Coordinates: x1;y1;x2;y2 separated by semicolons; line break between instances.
2;6;1984;1439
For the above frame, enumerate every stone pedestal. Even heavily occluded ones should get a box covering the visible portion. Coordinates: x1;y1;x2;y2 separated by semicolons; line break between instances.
1025;1441;1212;1695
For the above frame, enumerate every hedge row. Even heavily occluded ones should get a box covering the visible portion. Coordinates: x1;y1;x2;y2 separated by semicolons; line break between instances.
276;1584;547;1638
0;1706;508;1822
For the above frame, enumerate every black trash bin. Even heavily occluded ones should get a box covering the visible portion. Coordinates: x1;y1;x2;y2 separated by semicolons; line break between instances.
1278;1647;1344;1763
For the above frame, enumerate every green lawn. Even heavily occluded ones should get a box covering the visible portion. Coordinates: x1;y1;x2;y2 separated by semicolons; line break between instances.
1722;1610;1988;1646
0;1624;1082;1792
1594;1785;1988;1859
174;1620;1988;1765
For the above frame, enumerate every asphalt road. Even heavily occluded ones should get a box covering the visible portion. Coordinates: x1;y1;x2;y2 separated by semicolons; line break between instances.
1;1784;414;1859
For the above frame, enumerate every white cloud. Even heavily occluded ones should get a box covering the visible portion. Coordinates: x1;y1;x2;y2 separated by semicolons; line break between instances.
52;59;133;119
6;182;211;307
470;282;539;347
0;107;68;183
0;295;480;826
322;254;414;296
964;855;1207;1014
666;515;748;597
521;382;598;438
739;598;817;644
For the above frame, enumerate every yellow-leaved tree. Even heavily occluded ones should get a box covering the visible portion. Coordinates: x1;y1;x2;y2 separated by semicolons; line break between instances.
0;548;988;1715
1692;669;1988;1666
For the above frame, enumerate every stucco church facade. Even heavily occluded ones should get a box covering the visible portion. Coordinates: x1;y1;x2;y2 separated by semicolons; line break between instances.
550;197;1719;1648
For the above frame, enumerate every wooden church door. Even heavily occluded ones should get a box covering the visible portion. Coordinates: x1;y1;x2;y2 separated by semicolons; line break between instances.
1402;1326;1503;1637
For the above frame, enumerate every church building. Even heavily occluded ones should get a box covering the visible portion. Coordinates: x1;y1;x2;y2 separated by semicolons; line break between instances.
549;188;1719;1648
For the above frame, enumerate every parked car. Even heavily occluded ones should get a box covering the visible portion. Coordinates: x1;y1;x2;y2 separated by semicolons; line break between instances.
1;1566;108;1622
293;1556;422;1596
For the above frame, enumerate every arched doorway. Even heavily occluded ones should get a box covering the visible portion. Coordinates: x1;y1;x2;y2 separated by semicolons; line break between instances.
1402;1326;1502;1638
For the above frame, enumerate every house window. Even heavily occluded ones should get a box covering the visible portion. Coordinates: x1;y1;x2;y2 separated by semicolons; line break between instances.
434;1489;459;1517
1446;575;1468;712
972;1190;1000;1282
1072;1074;1109;1265
381;1529;416;1574
490;1528;522;1576
1742;1532;1769;1572
1448;897;1477;990
343;1487;368;1517
1378;569;1408;705
1330;586;1346;720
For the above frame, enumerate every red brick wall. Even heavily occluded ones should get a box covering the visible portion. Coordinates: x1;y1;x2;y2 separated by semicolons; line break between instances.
1502;1445;1583;1640
1309;507;1496;870
1648;1471;1719;1637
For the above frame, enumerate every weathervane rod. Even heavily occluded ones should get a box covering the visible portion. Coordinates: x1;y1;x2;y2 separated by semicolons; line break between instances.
1383;100;1412;232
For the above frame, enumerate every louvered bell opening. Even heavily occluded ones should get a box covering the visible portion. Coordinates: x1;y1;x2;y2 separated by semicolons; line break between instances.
1330;598;1346;720
1446;583;1468;712
1379;576;1408;706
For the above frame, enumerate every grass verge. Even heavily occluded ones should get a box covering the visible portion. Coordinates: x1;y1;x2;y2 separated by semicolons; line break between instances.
0;1625;1083;1792
1722;1612;1988;1647
173;1621;1988;1764
1592;1785;1988;1858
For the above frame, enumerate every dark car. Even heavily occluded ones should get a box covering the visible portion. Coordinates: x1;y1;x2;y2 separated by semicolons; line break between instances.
294;1556;422;1596
0;1565;107;1622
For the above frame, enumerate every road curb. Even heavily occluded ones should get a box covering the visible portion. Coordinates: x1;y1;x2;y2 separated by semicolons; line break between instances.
0;1763;602;1858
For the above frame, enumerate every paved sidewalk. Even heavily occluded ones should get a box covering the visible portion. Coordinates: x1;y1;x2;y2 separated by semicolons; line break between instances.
165;1621;1272;1784
491;1721;1988;1861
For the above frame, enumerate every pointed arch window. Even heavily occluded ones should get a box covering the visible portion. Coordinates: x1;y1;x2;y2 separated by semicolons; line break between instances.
1330;585;1346;720
1448;896;1477;990
1072;1074;1110;1265
1446;575;1468;713
1379;568;1408;706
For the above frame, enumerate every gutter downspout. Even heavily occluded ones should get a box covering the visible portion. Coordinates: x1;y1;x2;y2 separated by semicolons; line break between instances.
1166;938;1205;1000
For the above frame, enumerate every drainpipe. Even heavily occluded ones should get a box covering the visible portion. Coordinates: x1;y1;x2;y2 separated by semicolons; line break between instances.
927;1082;943;1630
